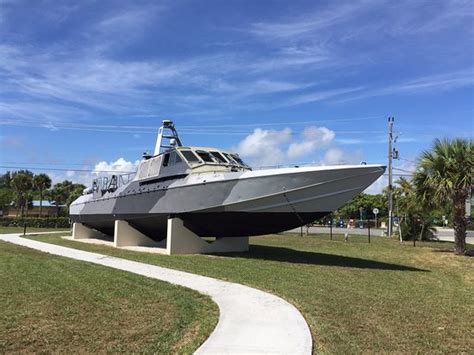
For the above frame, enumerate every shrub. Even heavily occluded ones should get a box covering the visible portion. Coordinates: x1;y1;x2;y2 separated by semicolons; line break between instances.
0;217;71;228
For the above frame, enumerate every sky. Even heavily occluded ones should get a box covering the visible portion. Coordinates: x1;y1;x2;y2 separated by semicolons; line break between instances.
1;0;473;193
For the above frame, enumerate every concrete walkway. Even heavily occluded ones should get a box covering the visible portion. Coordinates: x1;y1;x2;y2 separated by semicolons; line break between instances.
0;234;312;354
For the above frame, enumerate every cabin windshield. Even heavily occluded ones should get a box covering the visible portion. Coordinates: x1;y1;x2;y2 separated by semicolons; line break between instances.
230;154;247;166
196;150;214;163
180;150;199;162
179;148;250;169
210;151;227;163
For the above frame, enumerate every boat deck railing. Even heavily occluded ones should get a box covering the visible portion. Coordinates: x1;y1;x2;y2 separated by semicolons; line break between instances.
92;172;136;195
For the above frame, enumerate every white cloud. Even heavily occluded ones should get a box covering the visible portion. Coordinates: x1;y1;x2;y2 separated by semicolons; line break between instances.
249;2;367;39
235;125;336;166
335;69;474;103
321;147;363;165
279;87;364;107
322;148;345;165
93;158;140;176
364;175;386;194
287;126;335;158
302;126;335;142
235;128;291;166
44;158;141;188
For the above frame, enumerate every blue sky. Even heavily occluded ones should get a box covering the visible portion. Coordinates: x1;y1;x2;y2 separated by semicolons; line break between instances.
1;0;473;192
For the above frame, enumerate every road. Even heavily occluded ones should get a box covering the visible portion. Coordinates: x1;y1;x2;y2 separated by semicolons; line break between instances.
287;226;474;245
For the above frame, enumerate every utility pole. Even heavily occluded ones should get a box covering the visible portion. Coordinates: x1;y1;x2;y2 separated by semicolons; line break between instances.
387;117;394;238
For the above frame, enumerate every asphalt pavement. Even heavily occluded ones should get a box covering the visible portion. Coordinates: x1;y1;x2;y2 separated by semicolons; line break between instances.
287;226;474;245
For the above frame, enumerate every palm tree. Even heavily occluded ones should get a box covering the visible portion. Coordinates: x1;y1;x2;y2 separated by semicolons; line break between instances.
11;171;34;217
33;173;52;217
393;177;436;242
414;138;473;255
50;180;77;217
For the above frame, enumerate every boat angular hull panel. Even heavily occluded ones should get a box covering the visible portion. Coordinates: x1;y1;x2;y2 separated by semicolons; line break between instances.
70;165;385;239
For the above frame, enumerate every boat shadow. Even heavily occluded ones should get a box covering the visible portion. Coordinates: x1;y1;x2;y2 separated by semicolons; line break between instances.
219;245;427;272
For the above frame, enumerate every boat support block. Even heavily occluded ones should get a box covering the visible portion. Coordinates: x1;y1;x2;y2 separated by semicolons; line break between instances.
72;222;103;240
167;217;249;255
114;220;165;248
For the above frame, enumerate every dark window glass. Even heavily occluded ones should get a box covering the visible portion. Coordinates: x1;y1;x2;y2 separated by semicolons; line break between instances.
162;153;170;167
181;150;199;162
196;151;215;163
174;152;183;164
231;154;247;166
210;151;227;163
167;151;182;166
223;153;237;164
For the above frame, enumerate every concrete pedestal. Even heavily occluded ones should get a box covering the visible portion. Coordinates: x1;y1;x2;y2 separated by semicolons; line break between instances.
73;219;249;255
72;223;103;240
166;217;249;255
114;220;165;248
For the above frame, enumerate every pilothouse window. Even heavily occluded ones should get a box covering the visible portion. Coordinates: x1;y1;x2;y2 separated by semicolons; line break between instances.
173;152;182;164
231;154;247;166
181;150;199;163
210;151;227;163
223;153;237;165
162;153;170;167
196;151;215;163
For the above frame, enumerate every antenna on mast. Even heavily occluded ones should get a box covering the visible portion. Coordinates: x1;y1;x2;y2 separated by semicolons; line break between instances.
154;120;183;155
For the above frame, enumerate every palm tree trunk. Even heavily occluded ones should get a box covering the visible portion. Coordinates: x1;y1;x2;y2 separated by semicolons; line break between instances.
39;190;43;217
453;192;467;255
419;224;425;241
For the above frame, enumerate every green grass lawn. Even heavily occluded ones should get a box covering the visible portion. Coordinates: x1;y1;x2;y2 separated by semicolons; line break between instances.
0;241;218;353
24;232;474;354
0;226;70;234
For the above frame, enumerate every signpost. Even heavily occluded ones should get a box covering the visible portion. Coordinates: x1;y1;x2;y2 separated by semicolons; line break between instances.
373;208;379;228
330;219;333;240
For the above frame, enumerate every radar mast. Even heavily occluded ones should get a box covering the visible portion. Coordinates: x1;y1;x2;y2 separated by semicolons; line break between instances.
154;120;183;155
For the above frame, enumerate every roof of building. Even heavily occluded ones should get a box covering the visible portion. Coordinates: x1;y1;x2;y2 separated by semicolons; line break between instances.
31;200;66;207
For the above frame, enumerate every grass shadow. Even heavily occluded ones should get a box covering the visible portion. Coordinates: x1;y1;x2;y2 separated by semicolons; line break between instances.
219;245;427;271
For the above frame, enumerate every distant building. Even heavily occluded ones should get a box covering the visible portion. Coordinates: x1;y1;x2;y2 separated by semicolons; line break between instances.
6;200;66;217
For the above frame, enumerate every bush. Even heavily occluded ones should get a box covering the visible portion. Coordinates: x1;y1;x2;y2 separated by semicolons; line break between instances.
399;218;436;241
0;217;71;228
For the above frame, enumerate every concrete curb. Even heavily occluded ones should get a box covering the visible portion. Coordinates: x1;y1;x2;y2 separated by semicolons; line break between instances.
0;234;312;354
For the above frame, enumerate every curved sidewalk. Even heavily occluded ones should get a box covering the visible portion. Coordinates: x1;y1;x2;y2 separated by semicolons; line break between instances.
0;234;312;354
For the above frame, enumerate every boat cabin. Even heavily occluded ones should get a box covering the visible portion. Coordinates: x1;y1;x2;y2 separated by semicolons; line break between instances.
89;120;250;195
136;146;251;182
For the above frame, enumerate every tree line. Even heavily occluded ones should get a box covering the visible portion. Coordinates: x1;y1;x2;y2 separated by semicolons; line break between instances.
331;138;472;255
0;139;470;254
0;171;85;217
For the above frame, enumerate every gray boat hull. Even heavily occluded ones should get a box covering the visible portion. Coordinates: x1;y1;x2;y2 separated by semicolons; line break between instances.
70;165;385;239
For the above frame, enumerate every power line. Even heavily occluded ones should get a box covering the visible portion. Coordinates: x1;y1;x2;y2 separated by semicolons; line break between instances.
0;161;99;167
398;157;417;164
0;166;134;174
0;163;414;176
0;115;386;135
393;167;415;174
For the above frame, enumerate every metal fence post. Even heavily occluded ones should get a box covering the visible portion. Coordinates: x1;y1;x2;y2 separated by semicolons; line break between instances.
368;219;371;243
